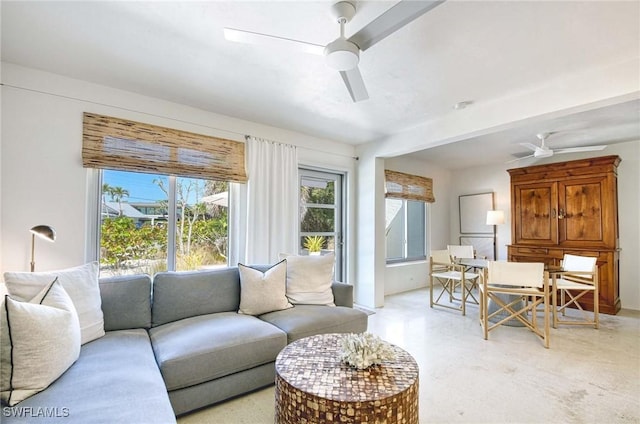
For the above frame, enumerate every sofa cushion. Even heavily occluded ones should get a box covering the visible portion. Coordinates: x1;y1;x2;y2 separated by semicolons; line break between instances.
149;312;286;391
3;262;104;344
99;274;152;331
1;279;81;406
238;260;292;315
279;253;335;306
1;329;175;424
259;304;368;343
152;268;240;326
331;282;355;307
248;270;355;307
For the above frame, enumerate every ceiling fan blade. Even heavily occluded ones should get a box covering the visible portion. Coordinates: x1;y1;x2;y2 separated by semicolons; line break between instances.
224;28;325;56
340;67;369;102
520;143;541;152
553;145;607;154
506;154;534;164
348;0;446;51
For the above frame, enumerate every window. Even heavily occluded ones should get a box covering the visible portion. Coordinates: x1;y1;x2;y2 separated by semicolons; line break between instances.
386;199;426;262
99;170;228;276
384;169;432;263
83;113;244;277
299;169;345;280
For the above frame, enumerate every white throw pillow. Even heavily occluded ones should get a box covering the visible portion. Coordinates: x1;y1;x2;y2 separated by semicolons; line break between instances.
3;262;104;344
0;278;81;406
278;253;335;306
238;260;292;316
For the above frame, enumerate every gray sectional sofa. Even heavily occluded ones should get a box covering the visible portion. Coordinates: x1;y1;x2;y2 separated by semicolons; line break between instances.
2;266;368;423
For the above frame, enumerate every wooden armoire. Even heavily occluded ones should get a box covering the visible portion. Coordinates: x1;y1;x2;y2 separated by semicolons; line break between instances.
507;155;621;314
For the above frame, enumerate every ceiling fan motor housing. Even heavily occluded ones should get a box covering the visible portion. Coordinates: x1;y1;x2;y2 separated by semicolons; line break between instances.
325;1;359;71
534;148;554;158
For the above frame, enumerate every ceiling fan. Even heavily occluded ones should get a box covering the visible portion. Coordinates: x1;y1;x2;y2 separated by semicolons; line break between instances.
224;1;445;102
508;132;607;162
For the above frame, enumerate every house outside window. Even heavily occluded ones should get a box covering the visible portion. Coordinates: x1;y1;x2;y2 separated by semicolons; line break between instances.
99;169;228;276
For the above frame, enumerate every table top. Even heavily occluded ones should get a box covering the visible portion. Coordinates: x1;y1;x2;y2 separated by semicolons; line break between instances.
275;333;418;403
545;265;565;273
454;258;565;274
455;257;488;268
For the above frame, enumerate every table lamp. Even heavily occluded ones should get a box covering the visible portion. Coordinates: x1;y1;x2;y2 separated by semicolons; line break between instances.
30;225;56;272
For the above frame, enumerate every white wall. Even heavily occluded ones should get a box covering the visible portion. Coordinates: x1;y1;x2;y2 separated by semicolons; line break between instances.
0;58;3;273
604;141;639;311
353;49;638;308
0;64;357;282
447;164;512;260
383;157;451;295
354;149;386;308
448;140;640;311
379;141;639;310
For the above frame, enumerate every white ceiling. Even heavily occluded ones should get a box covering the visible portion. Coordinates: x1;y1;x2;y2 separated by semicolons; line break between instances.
2;1;639;168
407;98;640;169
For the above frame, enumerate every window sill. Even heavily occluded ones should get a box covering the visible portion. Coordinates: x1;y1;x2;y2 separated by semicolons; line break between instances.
386;258;428;267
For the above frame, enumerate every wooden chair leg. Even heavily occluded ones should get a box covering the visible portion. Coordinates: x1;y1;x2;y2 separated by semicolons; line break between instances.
430;276;435;308
594;286;599;329
552;284;558;328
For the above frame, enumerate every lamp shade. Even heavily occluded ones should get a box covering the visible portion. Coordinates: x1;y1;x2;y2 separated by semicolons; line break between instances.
29;225;56;272
30;225;56;242
486;210;505;226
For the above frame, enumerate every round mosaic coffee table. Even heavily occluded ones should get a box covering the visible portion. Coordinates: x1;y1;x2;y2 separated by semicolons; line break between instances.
274;333;419;424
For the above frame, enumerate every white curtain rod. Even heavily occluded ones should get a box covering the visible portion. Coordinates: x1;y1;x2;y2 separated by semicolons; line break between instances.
244;134;358;160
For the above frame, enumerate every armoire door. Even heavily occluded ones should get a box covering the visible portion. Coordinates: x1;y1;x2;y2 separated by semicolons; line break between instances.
513;182;558;245
558;176;611;247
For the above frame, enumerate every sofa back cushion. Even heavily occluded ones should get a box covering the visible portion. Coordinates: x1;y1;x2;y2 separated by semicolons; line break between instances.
4;262;104;345
152;268;240;327
99;275;152;331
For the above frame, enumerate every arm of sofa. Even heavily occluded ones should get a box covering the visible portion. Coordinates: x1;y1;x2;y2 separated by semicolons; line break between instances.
332;282;354;307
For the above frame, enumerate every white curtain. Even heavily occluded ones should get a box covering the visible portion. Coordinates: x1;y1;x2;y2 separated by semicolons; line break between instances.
227;182;246;267
244;136;299;264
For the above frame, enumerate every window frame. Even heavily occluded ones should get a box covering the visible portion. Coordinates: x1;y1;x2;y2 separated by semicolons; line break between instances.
385;198;427;264
298;167;347;281
91;169;230;274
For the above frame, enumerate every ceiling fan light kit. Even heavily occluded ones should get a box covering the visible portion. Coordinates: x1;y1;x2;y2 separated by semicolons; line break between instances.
325;39;359;71
223;0;446;102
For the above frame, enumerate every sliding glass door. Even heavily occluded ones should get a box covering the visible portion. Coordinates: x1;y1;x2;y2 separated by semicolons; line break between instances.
299;169;345;281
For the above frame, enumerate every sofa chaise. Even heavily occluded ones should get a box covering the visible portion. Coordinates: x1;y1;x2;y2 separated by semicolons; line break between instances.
1;265;368;423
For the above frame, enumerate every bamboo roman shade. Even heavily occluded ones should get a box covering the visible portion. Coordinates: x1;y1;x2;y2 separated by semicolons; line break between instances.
82;113;247;183
385;169;435;203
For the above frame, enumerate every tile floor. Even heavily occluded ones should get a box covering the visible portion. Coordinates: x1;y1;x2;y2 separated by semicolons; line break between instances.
178;288;640;423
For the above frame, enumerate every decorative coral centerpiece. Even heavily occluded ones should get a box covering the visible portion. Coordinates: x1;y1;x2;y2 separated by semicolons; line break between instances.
339;332;395;369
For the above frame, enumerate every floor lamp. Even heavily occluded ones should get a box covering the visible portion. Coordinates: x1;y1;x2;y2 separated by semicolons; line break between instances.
486;211;504;260
30;225;56;272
